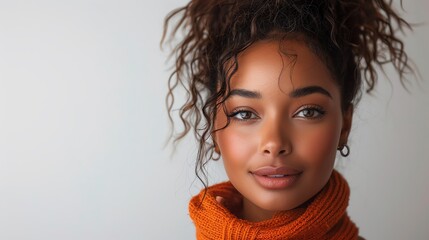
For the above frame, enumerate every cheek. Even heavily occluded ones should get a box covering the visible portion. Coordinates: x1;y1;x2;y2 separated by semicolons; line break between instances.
218;131;244;158
295;121;341;166
215;128;254;187
216;126;256;165
214;113;258;177
214;107;255;158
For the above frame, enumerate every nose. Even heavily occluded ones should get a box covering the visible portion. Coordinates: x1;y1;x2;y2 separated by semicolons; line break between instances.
258;116;292;157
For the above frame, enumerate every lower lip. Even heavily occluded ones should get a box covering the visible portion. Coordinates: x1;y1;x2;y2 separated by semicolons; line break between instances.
252;173;301;190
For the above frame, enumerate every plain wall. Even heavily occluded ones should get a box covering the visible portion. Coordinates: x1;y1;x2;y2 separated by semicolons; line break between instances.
0;0;427;239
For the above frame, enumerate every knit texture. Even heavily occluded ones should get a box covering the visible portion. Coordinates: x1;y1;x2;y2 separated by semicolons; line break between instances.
189;170;358;240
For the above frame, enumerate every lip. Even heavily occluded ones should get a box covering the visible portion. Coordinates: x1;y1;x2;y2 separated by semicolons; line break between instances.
251;166;302;190
252;166;302;176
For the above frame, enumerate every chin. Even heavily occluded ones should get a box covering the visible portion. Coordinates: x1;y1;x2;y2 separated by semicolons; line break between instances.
254;194;307;212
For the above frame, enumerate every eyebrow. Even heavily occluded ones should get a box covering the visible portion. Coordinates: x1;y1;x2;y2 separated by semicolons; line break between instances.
228;85;332;99
290;86;332;99
229;89;262;99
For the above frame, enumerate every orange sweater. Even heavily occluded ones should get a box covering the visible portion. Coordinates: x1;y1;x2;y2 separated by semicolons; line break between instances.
189;170;358;239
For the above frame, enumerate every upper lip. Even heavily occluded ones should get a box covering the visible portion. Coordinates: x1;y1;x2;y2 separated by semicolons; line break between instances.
251;166;302;176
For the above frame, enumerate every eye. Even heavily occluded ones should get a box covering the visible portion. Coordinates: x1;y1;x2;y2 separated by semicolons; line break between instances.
294;106;326;119
228;109;258;121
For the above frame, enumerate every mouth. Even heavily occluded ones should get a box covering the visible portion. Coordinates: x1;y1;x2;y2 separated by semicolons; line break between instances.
264;174;292;178
251;166;303;189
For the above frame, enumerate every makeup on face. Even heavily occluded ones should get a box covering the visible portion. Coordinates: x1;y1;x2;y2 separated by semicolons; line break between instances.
214;39;351;222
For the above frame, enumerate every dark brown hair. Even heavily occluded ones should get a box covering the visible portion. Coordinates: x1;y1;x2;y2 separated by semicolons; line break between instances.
161;0;413;186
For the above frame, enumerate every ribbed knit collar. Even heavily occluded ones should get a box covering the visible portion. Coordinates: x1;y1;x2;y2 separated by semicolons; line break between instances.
189;170;359;240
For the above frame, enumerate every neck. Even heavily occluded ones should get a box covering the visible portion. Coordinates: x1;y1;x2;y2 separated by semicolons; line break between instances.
241;197;275;222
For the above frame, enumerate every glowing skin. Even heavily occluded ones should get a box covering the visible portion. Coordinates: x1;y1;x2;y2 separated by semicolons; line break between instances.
214;40;353;222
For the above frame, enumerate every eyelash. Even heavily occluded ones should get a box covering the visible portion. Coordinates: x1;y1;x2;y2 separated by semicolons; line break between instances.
227;108;259;121
293;105;326;120
227;105;326;121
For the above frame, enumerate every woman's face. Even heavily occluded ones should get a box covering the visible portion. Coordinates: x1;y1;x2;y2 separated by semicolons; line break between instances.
214;40;352;222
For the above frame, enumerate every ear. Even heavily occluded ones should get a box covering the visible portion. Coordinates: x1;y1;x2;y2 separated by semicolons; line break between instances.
339;104;353;146
213;136;220;154
212;131;221;154
214;143;220;154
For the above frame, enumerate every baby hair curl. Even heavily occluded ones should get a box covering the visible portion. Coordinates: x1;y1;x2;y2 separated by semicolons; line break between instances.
161;0;413;187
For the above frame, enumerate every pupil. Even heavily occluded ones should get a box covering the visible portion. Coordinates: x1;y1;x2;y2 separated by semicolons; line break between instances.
240;112;250;119
304;110;313;117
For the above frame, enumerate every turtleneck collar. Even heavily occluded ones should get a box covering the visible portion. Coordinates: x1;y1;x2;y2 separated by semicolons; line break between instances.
189;170;359;240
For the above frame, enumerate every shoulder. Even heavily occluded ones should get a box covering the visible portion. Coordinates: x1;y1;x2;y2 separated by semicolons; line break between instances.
358;236;365;240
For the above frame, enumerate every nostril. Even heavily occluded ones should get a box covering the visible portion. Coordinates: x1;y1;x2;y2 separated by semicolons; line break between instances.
263;149;271;154
279;149;286;155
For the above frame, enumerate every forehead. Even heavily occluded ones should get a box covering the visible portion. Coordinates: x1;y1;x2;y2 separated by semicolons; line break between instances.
229;40;339;96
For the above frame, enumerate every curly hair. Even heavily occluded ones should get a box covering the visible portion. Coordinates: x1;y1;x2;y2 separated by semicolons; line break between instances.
161;0;413;187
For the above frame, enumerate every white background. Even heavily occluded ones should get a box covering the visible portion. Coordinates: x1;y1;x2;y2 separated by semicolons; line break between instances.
0;0;428;239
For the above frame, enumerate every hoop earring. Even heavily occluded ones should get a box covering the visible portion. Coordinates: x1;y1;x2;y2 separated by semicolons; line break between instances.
212;142;221;161
338;144;350;157
214;142;220;154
